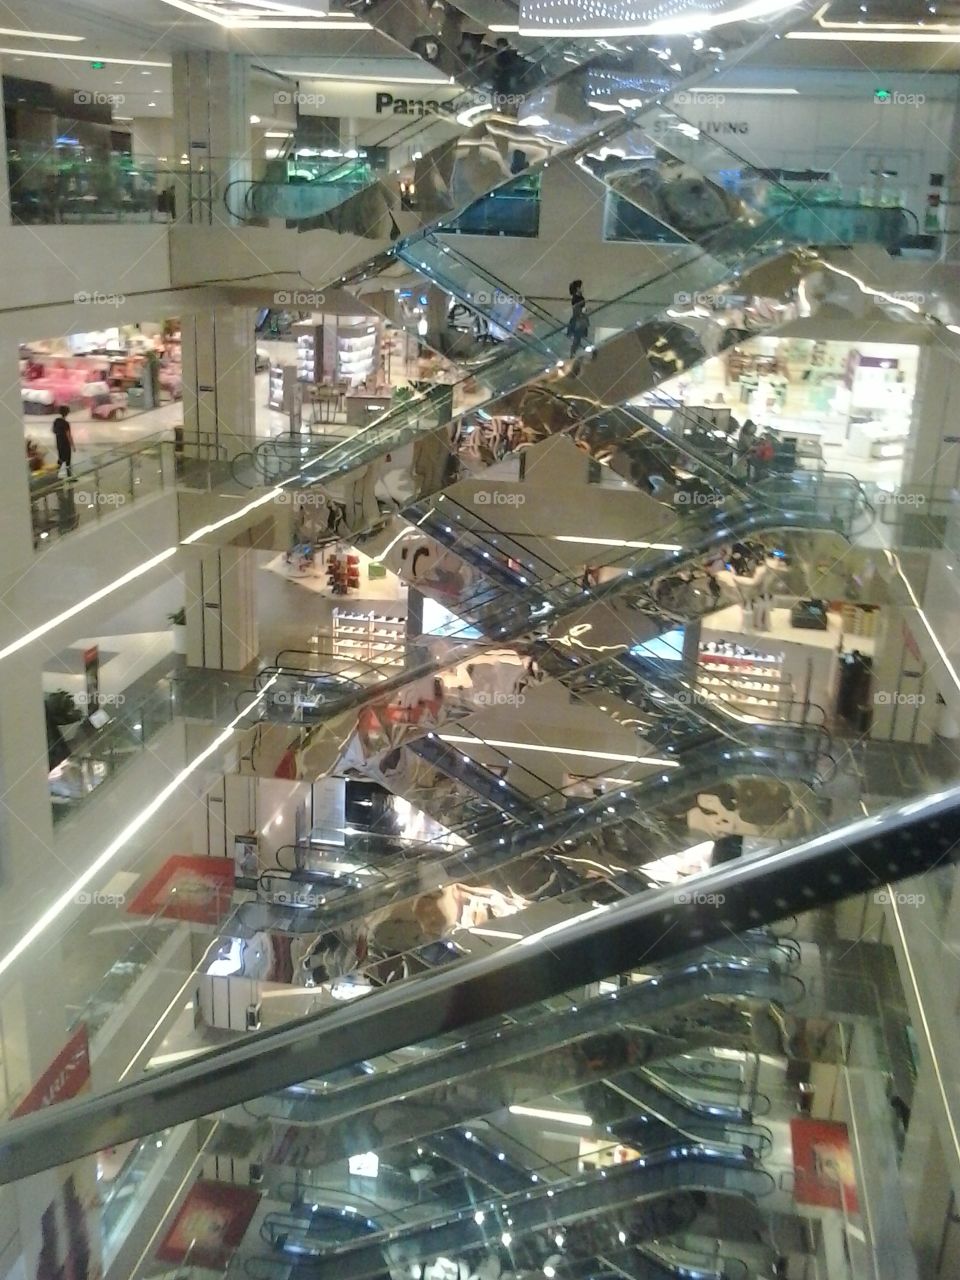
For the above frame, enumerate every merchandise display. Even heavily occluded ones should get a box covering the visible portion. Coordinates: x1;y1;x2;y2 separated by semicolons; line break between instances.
700;601;880;727
332;608;406;666
20;321;181;421
697;639;793;718
654;335;919;485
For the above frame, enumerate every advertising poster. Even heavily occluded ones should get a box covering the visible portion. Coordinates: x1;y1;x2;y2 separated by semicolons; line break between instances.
156;1181;261;1269
14;1026;103;1280
127;855;236;925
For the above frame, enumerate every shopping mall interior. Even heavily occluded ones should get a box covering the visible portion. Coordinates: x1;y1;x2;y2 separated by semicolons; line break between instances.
6;1;960;1278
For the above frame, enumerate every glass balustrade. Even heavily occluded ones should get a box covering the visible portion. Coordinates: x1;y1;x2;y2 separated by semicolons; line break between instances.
0;805;951;1280
29;431;175;548
6;144;216;225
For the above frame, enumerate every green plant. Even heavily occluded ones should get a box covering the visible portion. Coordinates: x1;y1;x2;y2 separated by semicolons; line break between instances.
45;689;81;724
167;607;186;627
392;384;416;405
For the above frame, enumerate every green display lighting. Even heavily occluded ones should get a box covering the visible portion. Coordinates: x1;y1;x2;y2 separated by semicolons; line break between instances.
874;88;892;103
90;61;105;70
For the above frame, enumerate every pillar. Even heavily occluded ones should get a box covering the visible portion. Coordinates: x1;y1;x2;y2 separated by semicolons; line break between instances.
171;51;251;226
0;337;66;1082
180;306;256;455
0;58;11;226
182;545;259;671
901;347;960;494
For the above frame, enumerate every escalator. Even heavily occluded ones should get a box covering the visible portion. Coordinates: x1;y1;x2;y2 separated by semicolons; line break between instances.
233;731;820;938
238;494;852;797
1;780;956;1219
243;1147;774;1280
239;951;795;1133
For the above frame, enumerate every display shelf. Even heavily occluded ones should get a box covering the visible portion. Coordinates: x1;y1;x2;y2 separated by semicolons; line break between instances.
696;638;794;718
333;608;405;665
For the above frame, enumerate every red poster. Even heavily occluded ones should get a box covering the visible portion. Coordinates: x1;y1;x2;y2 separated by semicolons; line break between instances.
157;1181;261;1268
127;855;235;925
13;1024;90;1118
790;1117;860;1214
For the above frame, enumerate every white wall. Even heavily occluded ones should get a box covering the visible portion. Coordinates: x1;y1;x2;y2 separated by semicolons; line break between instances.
668;71;960;222
128;117;175;165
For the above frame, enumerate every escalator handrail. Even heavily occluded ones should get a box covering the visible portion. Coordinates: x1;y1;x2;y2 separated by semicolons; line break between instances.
1;781;957;1182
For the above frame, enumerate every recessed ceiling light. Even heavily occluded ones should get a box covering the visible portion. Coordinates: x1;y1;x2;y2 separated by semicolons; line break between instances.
0;28;85;41
148;102;157;107
519;0;800;37
250;114;261;124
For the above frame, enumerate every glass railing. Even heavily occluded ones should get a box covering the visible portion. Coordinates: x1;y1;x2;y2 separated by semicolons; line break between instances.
0;793;951;1280
6;145;216;225
224;159;378;224
49;666;251;822
30;431;175;548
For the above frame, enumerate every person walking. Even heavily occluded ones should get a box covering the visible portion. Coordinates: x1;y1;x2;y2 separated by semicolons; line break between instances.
567;279;589;357
735;418;757;467
52;405;74;478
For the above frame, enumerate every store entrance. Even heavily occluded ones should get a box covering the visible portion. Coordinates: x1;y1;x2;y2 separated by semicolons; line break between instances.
644;334;919;492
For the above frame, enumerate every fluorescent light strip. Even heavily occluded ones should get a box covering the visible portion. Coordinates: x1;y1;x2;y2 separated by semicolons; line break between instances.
469;926;525;940
275;70;455;85
0;480;286;662
235;20;372;27
509;1105;593;1126
160;0;344;20
439;734;678;767
554;534;682;551
0;674;278;984
813;2;959;33
0;548;177;662
0;28;84;41
684;86;800;96
489;24;520;32
786;31;960;43
0;49;169;66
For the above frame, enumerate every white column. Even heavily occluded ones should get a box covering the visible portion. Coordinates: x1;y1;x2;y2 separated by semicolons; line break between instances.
180;306;256;455
902;347;960;493
182;545;259;671
171;51;251;226
0;339;65;1087
0;58;11;225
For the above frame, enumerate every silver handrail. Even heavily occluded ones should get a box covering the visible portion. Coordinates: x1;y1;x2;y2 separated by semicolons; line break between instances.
0;782;957;1182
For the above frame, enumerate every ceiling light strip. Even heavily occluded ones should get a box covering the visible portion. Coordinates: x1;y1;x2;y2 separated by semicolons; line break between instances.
0;49;169;66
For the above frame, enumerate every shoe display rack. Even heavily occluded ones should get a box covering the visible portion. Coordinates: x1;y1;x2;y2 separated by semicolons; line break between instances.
696;640;794;719
332;608;406;666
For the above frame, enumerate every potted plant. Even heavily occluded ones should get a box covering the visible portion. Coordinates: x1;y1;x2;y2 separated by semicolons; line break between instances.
167;607;188;656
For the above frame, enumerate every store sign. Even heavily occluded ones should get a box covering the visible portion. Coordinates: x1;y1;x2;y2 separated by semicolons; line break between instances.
13;1025;91;1117
375;92;455;117
653;117;749;137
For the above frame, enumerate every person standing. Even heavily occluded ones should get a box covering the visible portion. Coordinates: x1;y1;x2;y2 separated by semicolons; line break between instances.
567;279;589;357
52;404;74;478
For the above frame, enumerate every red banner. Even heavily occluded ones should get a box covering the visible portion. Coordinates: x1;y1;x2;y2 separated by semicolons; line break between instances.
13;1024;90;1118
